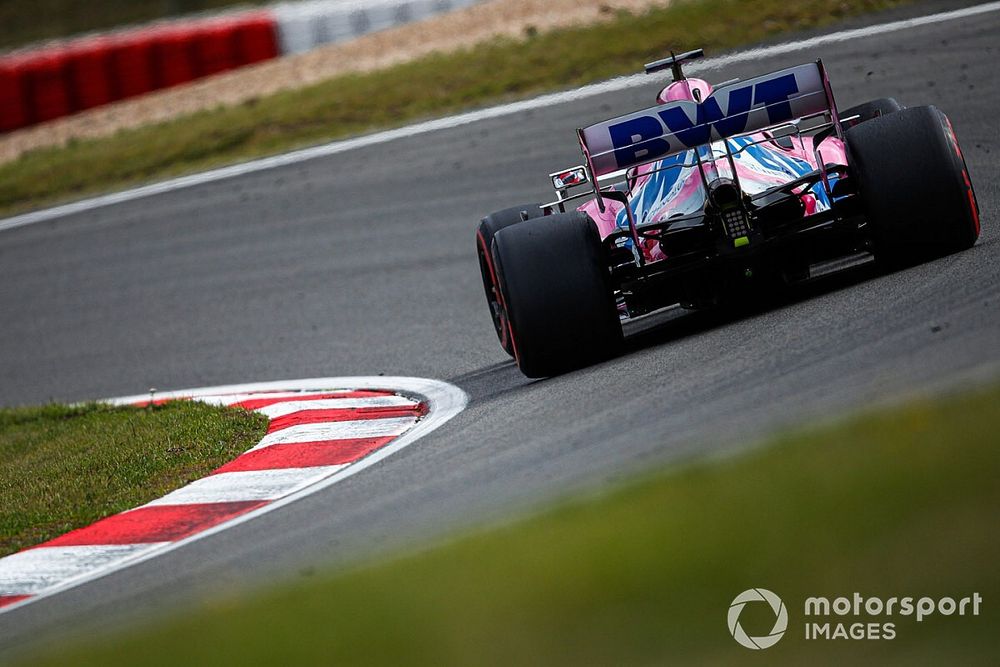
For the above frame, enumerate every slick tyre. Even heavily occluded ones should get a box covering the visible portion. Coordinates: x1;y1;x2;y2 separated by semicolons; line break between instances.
476;203;544;356
491;211;623;378
845;105;980;264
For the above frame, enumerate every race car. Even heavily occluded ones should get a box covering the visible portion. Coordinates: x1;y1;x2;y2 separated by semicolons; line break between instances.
476;49;980;378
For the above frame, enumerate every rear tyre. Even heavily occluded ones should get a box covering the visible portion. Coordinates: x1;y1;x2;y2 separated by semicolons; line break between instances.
839;97;901;128
845;105;980;265
491;211;623;378
476;203;543;356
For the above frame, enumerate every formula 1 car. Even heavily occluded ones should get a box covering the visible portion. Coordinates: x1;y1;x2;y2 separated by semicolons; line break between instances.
476;49;980;378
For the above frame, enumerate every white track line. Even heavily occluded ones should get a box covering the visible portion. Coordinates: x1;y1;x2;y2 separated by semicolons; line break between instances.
1;1;997;234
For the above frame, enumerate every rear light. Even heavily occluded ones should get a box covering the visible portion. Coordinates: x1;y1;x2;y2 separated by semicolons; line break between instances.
721;208;750;240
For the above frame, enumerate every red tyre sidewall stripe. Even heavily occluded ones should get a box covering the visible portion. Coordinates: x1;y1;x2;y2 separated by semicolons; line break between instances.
485;232;521;362
943;115;981;237
477;228;515;354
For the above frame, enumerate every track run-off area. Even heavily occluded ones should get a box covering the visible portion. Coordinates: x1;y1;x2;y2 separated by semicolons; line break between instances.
0;0;998;656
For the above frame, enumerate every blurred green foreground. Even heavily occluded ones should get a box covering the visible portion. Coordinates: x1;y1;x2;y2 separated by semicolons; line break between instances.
22;381;999;665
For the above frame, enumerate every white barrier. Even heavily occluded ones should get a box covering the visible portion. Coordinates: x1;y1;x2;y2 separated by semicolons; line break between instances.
273;0;486;55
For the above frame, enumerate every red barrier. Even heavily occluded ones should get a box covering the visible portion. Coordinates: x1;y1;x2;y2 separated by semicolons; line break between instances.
152;27;198;89
110;32;157;99
24;49;73;123
193;22;239;77
0;56;29;132
0;11;279;134
234;13;279;65
66;37;116;110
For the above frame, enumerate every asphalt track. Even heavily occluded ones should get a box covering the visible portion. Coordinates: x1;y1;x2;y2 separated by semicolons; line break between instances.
1;0;998;656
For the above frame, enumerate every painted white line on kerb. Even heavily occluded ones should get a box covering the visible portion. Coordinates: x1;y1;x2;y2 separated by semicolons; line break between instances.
255;395;417;419
254;416;418;447
0;376;467;615
0;545;164;595
194;390;359;405
1;1;997;234
144;466;345;505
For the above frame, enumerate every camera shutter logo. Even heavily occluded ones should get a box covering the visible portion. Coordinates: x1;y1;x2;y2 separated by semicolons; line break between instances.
728;588;788;649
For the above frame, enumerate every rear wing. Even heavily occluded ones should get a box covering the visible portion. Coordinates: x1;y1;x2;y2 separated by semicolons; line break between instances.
579;61;834;178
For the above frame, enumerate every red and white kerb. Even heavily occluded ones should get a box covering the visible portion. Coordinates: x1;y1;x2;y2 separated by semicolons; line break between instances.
0;377;466;612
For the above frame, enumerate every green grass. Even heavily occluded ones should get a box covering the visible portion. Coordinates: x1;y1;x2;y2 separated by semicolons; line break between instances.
0;401;267;557
0;0;262;51
20;382;1000;665
0;0;912;218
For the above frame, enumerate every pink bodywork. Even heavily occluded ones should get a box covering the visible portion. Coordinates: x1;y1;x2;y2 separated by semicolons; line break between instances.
577;78;848;262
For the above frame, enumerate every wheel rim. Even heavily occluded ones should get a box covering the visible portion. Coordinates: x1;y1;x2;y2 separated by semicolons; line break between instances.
477;234;512;354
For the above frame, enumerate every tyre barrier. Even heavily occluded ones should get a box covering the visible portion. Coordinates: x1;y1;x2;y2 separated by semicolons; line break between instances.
26;50;76;124
66;38;116;110
0;0;486;135
0;57;28;132
0;11;279;133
